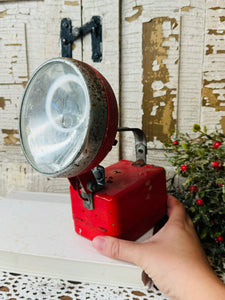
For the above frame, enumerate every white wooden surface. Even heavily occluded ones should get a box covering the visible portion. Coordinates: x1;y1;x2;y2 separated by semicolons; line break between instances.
0;0;225;196
0;191;145;288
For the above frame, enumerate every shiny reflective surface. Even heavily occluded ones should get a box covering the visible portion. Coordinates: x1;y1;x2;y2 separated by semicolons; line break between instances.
19;60;90;175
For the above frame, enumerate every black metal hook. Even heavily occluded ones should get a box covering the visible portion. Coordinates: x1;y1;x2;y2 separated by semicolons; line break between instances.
60;16;102;62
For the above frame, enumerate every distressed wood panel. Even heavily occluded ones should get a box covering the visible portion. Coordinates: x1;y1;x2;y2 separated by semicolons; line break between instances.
0;22;27;84
120;0;211;168
0;0;120;197
0;0;82;196
120;0;184;163
0;85;23;145
142;17;179;144
176;0;206;133
0;19;26;147
1;0;225;197
0;162;69;195
82;0;120;166
201;0;225;132
0;145;68;194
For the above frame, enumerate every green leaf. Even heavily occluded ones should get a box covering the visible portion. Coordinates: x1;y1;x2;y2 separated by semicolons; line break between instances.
193;124;201;132
200;227;208;239
190;206;196;213
181;143;188;150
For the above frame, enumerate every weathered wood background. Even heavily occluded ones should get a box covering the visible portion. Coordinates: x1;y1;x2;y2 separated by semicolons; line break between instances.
0;0;225;196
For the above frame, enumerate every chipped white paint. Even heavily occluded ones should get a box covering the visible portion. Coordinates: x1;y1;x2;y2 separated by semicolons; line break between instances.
0;0;119;196
121;0;181;160
151;105;159;116
82;0;120;167
201;0;225;132
152;80;164;91
0;23;27;84
0;0;82;196
152;59;160;71
1;0;225;197
162;20;173;37
176;0;206;133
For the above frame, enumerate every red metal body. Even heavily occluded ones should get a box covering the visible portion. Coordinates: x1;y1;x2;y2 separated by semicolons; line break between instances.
70;160;167;241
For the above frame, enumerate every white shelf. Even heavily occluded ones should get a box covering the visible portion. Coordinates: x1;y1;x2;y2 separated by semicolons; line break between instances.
0;191;145;288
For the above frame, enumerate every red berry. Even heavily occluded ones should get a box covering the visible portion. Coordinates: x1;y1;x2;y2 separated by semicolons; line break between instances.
196;198;204;206
181;164;188;172
218;183;223;187
173;140;179;145
212;161;219;168
214;141;221;149
217;235;223;243
190;185;198;192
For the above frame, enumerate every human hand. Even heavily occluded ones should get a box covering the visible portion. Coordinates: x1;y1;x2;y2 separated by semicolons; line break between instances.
92;195;225;300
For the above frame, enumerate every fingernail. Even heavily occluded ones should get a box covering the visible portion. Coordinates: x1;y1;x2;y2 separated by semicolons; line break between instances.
92;236;106;252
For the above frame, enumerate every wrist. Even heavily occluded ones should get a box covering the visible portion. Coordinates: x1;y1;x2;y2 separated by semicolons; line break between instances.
175;266;225;300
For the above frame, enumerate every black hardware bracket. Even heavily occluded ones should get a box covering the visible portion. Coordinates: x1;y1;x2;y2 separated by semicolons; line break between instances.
61;16;102;61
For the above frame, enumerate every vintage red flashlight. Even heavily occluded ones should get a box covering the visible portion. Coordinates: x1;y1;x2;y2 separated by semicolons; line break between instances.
19;57;167;241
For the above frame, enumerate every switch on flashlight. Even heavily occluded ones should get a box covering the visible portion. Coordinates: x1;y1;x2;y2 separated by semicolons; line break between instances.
19;57;167;241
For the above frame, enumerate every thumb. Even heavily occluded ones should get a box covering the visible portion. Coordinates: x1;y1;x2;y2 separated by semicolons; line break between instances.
92;236;142;264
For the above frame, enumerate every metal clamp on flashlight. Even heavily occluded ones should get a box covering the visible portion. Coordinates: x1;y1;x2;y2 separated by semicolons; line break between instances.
19;58;167;241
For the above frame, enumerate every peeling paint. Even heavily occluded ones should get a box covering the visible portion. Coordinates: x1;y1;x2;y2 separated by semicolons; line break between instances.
0;97;11;110
0;82;26;86
4;43;22;46
64;1;79;6
2;129;19;145
210;7;225;10
206;44;214;55
142;17;177;143
202;86;225;111
181;6;195;12
0;10;7;18
220;16;225;22
203;3;225;134
125;5;143;22
220;116;225;132
208;29;225;35
22;81;28;88
204;79;225;86
217;50;225;54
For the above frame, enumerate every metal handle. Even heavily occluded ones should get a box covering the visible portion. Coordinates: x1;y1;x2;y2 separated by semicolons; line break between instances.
117;127;147;163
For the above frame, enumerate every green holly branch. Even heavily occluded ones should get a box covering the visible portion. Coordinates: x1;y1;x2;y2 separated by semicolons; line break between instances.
164;124;225;271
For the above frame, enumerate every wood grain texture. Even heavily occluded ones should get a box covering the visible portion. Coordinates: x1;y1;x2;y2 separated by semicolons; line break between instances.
0;0;119;196
1;0;225;196
201;0;225;132
81;0;120;167
142;16;179;144
0;0;81;196
120;0;183;161
176;0;206;133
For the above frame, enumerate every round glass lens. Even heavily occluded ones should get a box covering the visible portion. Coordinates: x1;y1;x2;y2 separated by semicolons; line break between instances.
19;60;90;175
